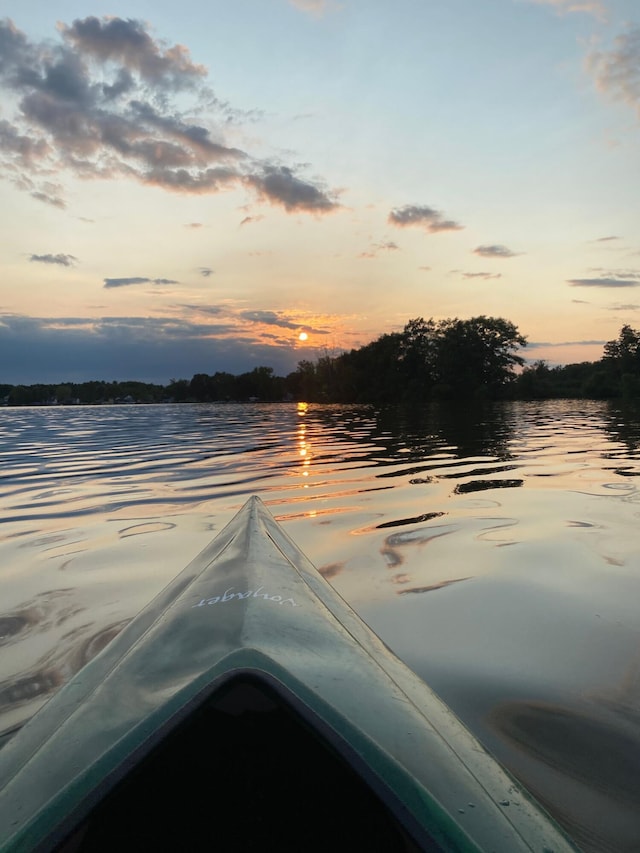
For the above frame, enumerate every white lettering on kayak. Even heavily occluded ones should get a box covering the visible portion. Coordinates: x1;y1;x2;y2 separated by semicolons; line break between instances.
192;587;300;608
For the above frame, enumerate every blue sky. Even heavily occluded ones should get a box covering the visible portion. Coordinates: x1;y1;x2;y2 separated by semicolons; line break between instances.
1;0;639;383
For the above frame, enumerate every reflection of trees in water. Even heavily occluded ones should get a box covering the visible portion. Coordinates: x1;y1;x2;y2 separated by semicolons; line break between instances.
305;401;517;468
602;403;640;462
386;402;516;461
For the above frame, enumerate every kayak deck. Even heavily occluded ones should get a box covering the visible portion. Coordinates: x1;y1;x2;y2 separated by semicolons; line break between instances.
59;674;422;853
0;496;579;852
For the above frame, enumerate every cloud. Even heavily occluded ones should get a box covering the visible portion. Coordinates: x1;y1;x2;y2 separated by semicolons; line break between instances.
180;303;224;316
0;311;322;383
592;235;620;243
103;276;179;288
288;0;330;16
239;214;264;227
587;27;640;114
358;240;399;258
242;310;300;330
388;204;463;233
473;244;519;259
60;17;207;89
245;165;339;213
29;253;77;266
606;303;640;311
527;0;607;19
568;277;639;287
461;271;503;280
0;17;338;214
197;267;214;277
184;222;203;229
528;339;606;348
240;309;330;335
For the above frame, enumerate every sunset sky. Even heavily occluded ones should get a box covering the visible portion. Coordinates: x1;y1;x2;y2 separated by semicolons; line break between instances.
2;0;639;384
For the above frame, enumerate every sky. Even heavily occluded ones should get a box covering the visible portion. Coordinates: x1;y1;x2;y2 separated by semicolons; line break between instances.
1;0;640;384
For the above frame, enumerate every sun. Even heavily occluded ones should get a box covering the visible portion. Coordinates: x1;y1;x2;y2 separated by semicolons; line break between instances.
298;331;308;342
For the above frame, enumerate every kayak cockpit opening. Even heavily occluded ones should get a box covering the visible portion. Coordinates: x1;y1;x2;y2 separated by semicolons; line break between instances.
54;673;434;853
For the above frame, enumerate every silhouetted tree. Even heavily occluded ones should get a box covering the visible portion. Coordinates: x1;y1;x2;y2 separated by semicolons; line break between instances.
434;316;526;398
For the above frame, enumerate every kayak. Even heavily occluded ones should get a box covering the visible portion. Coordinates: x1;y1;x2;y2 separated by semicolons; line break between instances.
0;496;578;852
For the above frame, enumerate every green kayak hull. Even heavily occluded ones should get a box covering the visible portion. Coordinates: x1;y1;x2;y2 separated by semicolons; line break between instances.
0;497;578;852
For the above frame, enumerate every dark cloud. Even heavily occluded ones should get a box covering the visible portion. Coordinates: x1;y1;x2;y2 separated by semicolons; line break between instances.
473;244;519;259
60;17;207;89
592;235;620;243
240;309;329;334
0;312;314;384
240;310;303;330
198;267;214;277
103;276;178;288
30;253;77;266
245;165;339;213
568;277;639;288
388;204;463;233
0;17;338;213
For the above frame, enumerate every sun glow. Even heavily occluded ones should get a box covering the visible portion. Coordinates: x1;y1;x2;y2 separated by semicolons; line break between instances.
298;331;308;341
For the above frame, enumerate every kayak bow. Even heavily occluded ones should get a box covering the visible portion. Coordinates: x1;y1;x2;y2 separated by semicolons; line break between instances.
0;497;578;852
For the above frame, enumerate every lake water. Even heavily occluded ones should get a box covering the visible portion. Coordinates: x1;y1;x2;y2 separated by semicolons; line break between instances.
1;399;639;851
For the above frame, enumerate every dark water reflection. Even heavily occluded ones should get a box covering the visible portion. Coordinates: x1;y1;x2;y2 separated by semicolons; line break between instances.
0;400;639;850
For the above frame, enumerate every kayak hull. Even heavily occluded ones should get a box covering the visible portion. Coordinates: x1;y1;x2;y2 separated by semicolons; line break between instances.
0;497;578;852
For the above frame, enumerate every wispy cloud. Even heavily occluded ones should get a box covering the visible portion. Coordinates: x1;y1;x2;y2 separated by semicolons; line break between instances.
103;276;179;289
527;0;607;20
473;244;519;259
606;303;640;311
288;0;330;17
29;253;77;266
461;271;503;280
388;204;463;233
591;235;620;243
587;26;640;114
358;240;399;259
239;214;264;227
528;339;607;348
197;267;214;277
0;17;339;214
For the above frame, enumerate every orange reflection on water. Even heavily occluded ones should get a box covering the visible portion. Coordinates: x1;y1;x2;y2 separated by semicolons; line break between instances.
296;406;313;485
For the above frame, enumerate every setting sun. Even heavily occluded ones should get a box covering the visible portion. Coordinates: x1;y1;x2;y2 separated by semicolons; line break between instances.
298;332;308;342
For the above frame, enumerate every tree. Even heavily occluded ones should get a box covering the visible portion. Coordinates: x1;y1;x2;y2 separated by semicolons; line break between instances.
398;318;437;400
434;316;527;398
604;325;640;376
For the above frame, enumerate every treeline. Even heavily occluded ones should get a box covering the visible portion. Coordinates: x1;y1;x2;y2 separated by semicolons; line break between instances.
3;318;640;406
290;318;640;403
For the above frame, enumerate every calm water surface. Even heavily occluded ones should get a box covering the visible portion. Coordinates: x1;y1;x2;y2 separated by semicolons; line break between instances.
1;400;639;851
